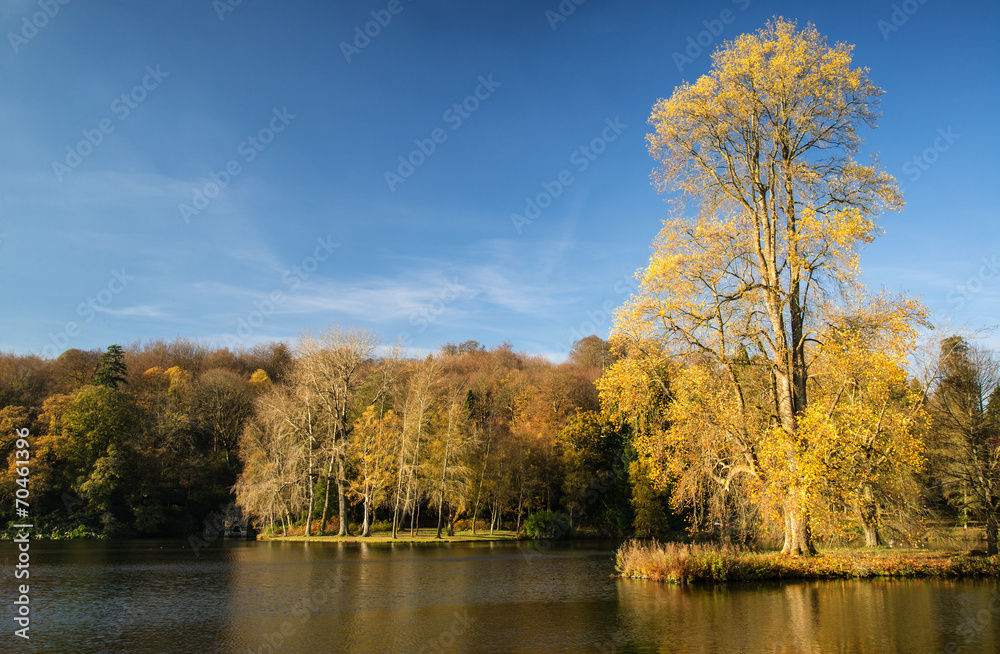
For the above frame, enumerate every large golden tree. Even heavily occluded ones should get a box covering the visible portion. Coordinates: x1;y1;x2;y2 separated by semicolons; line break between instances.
612;18;912;554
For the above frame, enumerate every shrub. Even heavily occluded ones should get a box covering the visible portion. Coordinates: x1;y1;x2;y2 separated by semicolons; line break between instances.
523;511;572;540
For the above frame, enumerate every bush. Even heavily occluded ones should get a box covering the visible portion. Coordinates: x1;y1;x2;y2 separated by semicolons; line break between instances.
523;511;572;540
615;540;1000;584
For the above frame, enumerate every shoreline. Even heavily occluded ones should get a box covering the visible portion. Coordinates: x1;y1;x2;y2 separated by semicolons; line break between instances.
262;529;520;544
616;540;1000;584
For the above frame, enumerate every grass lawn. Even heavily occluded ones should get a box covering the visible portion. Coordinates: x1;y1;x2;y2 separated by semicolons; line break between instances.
616;540;1000;584
263;529;520;544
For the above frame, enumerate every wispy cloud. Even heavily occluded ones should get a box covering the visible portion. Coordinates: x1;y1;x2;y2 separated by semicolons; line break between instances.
94;304;168;319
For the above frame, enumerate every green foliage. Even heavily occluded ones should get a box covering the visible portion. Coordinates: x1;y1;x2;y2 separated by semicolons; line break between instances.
523;510;572;540
630;458;670;539
91;344;128;389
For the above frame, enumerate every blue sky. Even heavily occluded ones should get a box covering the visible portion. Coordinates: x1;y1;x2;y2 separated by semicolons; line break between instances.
1;0;997;361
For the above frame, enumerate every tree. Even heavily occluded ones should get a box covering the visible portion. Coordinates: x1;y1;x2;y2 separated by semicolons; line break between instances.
190;368;254;466
348;405;400;536
568;336;616;371
235;385;310;536
295;326;381;536
426;390;472;538
51;348;102;393
617;18;906;554
91;345;128;390
927;338;1000;554
798;300;928;547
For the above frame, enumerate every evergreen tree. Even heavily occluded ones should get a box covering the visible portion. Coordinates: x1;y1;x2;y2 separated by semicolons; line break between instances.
91;345;128;390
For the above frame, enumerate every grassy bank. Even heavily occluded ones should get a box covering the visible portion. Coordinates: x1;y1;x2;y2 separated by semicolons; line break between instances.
264;529;519;543
616;540;1000;584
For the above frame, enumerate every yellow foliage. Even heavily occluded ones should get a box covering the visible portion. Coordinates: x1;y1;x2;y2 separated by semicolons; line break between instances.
604;18;922;550
249;369;271;392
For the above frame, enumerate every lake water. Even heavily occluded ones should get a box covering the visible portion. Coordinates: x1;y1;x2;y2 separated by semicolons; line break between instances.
6;538;1000;653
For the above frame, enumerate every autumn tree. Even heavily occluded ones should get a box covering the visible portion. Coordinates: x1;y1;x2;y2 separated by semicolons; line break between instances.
349;404;400;536
235;385;310;535
927;338;1000;554
425;389;473;538
295;326;381;536
615;18;911;554
392;356;439;538
798;299;928;547
190;368;254;466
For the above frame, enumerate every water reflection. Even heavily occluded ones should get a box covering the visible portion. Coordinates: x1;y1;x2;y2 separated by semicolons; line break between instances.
6;540;1000;653
614;576;1000;653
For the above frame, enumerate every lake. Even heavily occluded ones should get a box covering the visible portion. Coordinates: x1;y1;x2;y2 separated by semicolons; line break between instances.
6;539;1000;653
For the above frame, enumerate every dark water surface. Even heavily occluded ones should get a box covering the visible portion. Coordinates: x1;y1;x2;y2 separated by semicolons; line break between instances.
5;539;1000;653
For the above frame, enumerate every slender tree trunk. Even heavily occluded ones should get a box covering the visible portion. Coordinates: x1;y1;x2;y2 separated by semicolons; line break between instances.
361;486;371;537
337;454;349;536
436;422;452;539
304;406;316;538
411;498;420;538
987;510;998;556
319;454;335;535
391;416;409;539
305;470;315;537
515;481;524;533
406;418;424;538
472;437;491;535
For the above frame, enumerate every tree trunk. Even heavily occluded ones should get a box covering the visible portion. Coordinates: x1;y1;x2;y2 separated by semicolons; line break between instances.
856;487;884;547
411;499;420;538
471;437;491;535
987;511;998;556
319;454;335;535
361;489;371;537
436;427;452;539
780;492;816;556
305;471;315;538
391;424;409;540
337;454;349;536
436;501;445;539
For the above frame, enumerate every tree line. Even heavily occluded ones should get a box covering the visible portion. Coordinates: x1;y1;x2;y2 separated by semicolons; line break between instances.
0;334;672;539
0;330;995;549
